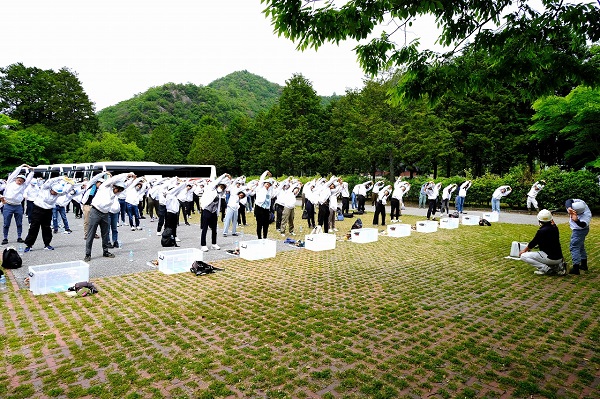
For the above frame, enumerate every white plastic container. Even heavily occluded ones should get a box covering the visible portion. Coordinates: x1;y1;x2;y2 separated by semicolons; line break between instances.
416;220;438;233
439;218;459;229
351;228;378;243
28;260;89;295
510;241;529;258
239;239;277;260
158;248;203;274
387;224;411;237
482;211;499;222
305;233;336;251
462;214;480;225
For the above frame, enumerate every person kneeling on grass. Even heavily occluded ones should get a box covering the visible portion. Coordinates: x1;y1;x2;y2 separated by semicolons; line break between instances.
518;209;566;276
24;176;73;252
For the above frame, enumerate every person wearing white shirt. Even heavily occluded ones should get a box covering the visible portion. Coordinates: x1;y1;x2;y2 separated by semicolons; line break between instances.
566;199;592;275
328;181;343;232
52;184;83;234
371;180;385;207
355;181;373;213
164;178;187;243
253;170;274;239
316;176;340;233
280;183;301;236
125;177;147;230
223;183;247;237
373;185;392;225
24;178;41;224
425;182;442;220
455;180;472;214
84;173;133;261
440;184;457;215
340;182;350;215
526;180;546;214
390;179;410;222
491;185;512;213
23;176;72;252
200;173;230;251
2;164;34;245
177;183;194;226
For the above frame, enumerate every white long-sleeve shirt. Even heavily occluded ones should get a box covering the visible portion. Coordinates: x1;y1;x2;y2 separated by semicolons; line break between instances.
492;185;512;200
441;184;457;201
91;173;131;213
3;165;34;205
527;181;545;198
33;177;71;210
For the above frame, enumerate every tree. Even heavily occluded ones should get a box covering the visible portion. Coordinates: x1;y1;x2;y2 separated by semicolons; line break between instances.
262;1;600;100
187;125;234;171
531;86;600;169
144;125;181;164
78;133;144;162
0;63;99;134
121;124;144;148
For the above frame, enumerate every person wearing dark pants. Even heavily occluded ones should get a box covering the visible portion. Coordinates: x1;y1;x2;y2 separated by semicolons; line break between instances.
372;185;391;226
253;170;274;239
341;182;350;215
566;199;592;275
200;173;230;251
425;182;442;220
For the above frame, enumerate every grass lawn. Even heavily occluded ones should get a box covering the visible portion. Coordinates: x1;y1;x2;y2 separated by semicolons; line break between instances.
1;210;598;398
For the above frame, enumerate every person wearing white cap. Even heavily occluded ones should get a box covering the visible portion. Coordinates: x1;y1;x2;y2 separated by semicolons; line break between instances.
23;176;72;252
518;209;566;275
565;199;592;275
84;173;133;261
2;164;34;245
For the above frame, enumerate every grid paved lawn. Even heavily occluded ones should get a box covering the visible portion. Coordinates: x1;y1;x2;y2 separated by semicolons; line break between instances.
1;210;598;398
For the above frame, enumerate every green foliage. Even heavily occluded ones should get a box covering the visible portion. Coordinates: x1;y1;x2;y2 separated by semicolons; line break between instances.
538;166;600;210
7;125;51;166
262;1;600;101
79;133;144;162
187;124;234;171
144;126;180;164
0;113;20;128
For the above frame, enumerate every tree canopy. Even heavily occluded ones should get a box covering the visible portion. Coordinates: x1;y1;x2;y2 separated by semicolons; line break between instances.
262;0;600;100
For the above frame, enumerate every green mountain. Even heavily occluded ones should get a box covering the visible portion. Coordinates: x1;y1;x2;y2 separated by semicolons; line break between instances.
97;70;283;133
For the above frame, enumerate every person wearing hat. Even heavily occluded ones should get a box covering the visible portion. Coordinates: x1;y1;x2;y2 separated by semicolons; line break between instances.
23;176;72;252
2;164;35;245
526;180;546;214
253;170;274;239
24;178;42;224
565;199;592;275
518;209;566;275
84;173;133;261
200;173;231;251
81;173;106;240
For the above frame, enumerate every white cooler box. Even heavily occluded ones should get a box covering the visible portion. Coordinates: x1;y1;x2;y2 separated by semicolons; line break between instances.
387;224;411;237
239;239;277;260
351;228;378;243
439;218;459;229
305;233;336;251
482;211;499;222
462;214;480;225
416;220;438;233
158;248;203;274
28;260;89;295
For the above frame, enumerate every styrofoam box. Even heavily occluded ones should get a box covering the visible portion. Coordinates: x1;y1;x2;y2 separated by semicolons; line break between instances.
158;248;203;274
351;228;379;243
439;218;459;229
416;220;438;233
387;224;411;237
28;260;89;295
483;211;499;222
462;214;480;225
305;233;336;251
239;239;277;260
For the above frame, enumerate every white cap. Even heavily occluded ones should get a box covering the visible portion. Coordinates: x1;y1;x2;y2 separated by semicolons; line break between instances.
51;182;65;194
537;209;553;222
572;201;586;214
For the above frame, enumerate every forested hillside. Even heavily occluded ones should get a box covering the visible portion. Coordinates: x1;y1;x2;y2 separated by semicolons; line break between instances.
98;71;283;134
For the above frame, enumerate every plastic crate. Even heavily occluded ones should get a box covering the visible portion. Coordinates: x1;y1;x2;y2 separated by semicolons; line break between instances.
28;260;89;295
387;224;411;237
439;218;459;229
239;239;277;260
462;214;480;225
158;248;203;274
351;228;378;243
482;211;499;222
416;220;438;233
305;233;336;251
510;241;529;258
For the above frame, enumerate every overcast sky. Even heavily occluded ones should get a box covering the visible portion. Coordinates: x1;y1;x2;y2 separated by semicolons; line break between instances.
4;0;441;111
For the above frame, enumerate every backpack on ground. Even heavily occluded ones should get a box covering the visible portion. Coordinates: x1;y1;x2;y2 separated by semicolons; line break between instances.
351;218;363;230
68;281;98;296
161;227;177;247
190;261;223;276
343;212;354;218
449;211;460;218
336;207;344;221
479;219;492;226
2;247;22;269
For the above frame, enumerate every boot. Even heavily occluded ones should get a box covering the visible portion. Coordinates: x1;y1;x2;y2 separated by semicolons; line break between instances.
569;264;580;275
580;259;588;271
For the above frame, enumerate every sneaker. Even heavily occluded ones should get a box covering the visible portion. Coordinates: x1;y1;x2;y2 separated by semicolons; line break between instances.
185;222;190;226
137;226;143;230
201;246;209;252
569;266;580;275
2;239;8;245
231;233;238;236
333;228;339;232
94;234;100;239
139;216;146;219
63;229;72;234
175;237;181;242
131;227;136;231
103;252;115;258
534;270;545;275
211;244;221;250
156;231;161;236
17;238;24;243
558;261;568;275
281;233;286;237
84;255;91;262
53;230;58;234
223;233;228;237
106;242;114;248
24;247;32;253
113;241;120;248
44;245;54;250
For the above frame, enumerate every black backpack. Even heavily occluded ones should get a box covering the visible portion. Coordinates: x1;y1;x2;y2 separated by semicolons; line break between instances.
2;248;23;269
351;218;363;230
161;227;177;247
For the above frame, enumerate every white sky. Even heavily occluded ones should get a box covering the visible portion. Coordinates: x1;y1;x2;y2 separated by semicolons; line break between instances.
4;0;442;111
